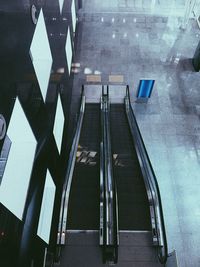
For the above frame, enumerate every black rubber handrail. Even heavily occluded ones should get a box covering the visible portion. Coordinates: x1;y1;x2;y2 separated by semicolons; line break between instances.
125;85;168;264
57;86;85;245
100;86;119;264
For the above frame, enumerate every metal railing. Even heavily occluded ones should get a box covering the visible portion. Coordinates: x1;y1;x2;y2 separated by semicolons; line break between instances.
57;86;85;245
100;86;119;264
125;85;168;264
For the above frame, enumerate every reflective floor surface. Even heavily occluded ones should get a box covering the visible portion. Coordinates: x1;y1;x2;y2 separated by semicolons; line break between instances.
82;0;186;16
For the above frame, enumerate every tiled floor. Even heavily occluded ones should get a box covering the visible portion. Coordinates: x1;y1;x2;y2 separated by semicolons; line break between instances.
71;1;200;266
82;0;186;16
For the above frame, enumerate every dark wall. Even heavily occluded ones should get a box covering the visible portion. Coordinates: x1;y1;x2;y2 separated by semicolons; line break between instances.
0;0;79;266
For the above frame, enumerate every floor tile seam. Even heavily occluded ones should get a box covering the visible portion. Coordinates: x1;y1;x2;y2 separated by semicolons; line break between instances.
79;11;184;17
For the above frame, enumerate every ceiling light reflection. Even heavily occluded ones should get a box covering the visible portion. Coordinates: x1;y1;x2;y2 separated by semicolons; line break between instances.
94;70;101;74
57;68;65;73
84;68;92;74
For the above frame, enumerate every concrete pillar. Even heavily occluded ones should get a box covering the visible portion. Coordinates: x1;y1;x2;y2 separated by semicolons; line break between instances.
193;40;200;71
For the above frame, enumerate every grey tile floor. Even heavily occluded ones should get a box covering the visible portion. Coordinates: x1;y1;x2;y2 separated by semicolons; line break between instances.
71;1;200;266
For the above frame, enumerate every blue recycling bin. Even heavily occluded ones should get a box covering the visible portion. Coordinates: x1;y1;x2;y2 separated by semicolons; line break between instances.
137;79;155;98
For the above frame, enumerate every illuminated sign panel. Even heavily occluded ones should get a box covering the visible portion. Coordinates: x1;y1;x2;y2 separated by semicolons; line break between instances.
37;170;56;244
65;27;72;74
53;95;65;153
71;0;77;32
59;0;65;14
0;99;36;220
30;9;53;100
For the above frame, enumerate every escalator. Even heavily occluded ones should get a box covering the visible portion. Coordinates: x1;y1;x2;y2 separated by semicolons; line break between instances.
110;104;151;231
67;104;100;230
58;86;169;267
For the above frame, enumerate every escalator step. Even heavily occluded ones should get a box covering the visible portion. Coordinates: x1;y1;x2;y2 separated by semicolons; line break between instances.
67;104;100;230
111;104;151;231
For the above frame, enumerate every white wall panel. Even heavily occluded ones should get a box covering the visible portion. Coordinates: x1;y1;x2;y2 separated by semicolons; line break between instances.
53;95;65;153
37;170;56;244
65;27;72;74
0;98;36;220
71;0;77;32
30;9;53;100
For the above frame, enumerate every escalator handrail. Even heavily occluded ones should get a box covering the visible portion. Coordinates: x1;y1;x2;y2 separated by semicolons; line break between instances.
125;85;168;264
57;86;86;245
100;89;119;263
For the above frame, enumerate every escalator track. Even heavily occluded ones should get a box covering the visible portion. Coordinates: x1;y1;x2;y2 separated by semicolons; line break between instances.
58;86;168;265
67;103;100;230
110;104;151;231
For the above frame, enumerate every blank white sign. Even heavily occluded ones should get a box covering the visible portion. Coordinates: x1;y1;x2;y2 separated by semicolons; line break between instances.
65;27;72;74
30;9;53;101
0;98;37;220
37;170;56;244
53;95;65;153
59;0;65;14
71;0;77;32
